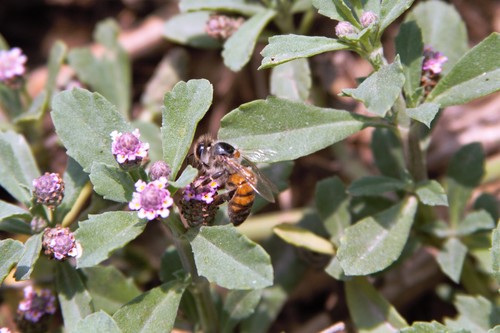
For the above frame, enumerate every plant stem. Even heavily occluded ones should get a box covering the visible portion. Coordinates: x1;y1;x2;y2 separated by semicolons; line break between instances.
167;215;219;333
408;121;428;182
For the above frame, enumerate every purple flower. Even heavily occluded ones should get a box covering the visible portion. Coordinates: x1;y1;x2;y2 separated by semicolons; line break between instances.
205;14;244;40
0;328;12;333
17;286;56;323
110;129;149;168
183;176;219;204
149;161;172;181
422;46;448;75
335;21;356;37
129;178;174;220
42;226;82;261
32;172;65;208
0;47;27;82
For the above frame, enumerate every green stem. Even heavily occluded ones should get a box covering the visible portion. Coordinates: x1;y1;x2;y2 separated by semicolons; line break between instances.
407;121;428;182
167;215;219;333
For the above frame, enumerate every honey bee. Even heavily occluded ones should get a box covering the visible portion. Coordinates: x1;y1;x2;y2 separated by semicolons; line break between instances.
192;135;277;226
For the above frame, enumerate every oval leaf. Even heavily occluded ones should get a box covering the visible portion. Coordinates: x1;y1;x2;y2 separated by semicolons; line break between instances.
187;225;273;289
83;266;141;314
405;102;440;128
428;33;500;107
0;239;24;284
56;262;94;328
75;212;147;268
435;237;467;283
222;289;263;332
415;180;448;206
113;280;187;333
180;0;265;16
342;57;405;117
0;200;29;221
348;176;407;196
273;224;335;255
52;88;133;172
338;197;418;275
162;79;213;178
379;0;415;33
260;35;348;69
89;163;135;203
270;58;311;101
55;157;89;222
0;131;40;204
345;277;408;332
72;311;122;333
14;232;43;281
218;97;373;163
222;9;276;72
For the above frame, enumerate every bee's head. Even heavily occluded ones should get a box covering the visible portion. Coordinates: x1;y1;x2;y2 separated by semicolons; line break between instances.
194;135;215;167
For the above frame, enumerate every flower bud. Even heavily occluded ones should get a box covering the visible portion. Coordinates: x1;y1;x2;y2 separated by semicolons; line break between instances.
30;216;48;233
129;178;174;220
110;129;149;170
149;161;172;181
180;175;220;227
422;46;448;75
360;11;378;28
335;21;356;38
205;14;244;40
32;172;65;208
0;47;27;82
42;226;81;261
16;285;56;332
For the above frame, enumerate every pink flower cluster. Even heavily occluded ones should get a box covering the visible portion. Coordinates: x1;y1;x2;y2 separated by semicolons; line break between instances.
183;176;219;204
422;46;448;75
129;178;174;220
110;129;149;165
17;286;56;323
0;47;27;82
42;226;82;261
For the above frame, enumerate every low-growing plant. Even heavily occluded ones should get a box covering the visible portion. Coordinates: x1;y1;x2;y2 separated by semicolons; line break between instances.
0;0;499;332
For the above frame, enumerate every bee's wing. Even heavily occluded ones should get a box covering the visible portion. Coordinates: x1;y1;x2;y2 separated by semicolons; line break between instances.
226;156;278;203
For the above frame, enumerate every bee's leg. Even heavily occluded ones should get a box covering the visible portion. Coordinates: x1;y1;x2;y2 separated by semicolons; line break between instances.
212;189;235;206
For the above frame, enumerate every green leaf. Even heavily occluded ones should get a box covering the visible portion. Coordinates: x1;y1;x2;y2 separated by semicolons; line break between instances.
0;239;24;284
52;88;133;172
396;20;424;107
427;33;500;107
260;35;348;69
408;0;468;75
346;277;408;332
474;193;499;222
83;266;141;314
342;57;405;117
56;262;94;328
163;12;221;49
348;176;407;196
0;83;23;118
401;321;467;333
456;210;495;236
240;286;287;333
159;246;183;283
270;58;311;101
222;289;263;333
89;163;134;203
445;295;500;332
0;131;40;204
415;180;448;206
338;197;417;275
312;0;345;21
14;232;43;281
222;10;276;72
179;0;265;16
68;19;131;117
0;200;29;221
72;311;122;333
75;212;147;268
405;102;440;128
492;222;500;283
436;237;467;283
168;165;198;189
132;121;162;164
187;225;273;289
218;97;373;163
113;279;187;333
379;0;415;33
371;128;408;180
315;177;350;246
0;218;32;235
446;143;484;225
162;79;213;178
55;157;89;222
273;224;335;255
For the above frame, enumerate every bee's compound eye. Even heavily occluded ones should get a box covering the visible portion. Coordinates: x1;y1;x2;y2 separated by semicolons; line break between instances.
195;143;206;159
214;142;235;157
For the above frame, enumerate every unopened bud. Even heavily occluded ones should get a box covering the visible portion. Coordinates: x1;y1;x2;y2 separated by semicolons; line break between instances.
149;161;172;181
32;173;64;208
42;226;81;261
335;21;356;38
205;14;244;40
360;11;378;28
